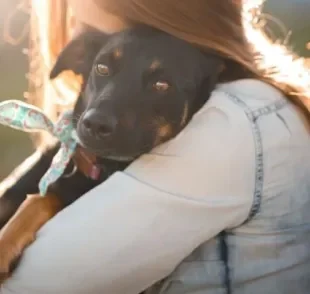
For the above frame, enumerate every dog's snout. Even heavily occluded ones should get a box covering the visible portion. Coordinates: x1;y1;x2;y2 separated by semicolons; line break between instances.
82;109;117;139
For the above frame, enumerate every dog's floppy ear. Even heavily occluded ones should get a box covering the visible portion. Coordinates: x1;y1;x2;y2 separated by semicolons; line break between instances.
50;30;108;80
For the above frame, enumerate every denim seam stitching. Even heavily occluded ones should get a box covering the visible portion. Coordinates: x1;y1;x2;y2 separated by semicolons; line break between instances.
222;91;265;222
251;100;288;120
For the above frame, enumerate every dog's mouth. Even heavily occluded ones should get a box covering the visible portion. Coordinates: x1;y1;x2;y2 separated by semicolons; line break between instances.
73;111;174;162
75;130;150;162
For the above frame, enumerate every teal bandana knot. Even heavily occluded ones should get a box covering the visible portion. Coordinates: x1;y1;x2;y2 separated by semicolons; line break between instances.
0;100;78;196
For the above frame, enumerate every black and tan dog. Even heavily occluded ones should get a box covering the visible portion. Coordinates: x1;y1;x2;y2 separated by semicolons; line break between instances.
0;25;223;281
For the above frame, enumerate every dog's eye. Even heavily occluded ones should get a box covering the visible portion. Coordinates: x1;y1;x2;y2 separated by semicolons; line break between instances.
95;63;110;76
153;81;170;92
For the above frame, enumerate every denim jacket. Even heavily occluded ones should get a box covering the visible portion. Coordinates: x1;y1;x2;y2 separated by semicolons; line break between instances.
1;79;310;294
146;79;310;294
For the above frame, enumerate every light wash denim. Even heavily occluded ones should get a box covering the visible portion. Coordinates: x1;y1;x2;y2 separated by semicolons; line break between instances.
1;79;309;294
146;80;310;294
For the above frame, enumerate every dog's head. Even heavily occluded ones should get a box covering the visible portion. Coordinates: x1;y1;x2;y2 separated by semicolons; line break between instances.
50;26;223;161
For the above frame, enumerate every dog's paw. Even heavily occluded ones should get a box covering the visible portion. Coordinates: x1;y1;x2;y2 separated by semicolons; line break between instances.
0;193;62;284
0;195;39;282
0;230;35;277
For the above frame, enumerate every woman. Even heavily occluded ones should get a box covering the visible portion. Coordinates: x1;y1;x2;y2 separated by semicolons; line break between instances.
1;0;310;293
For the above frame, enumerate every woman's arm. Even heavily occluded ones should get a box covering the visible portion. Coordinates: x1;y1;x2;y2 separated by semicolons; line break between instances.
0;90;255;294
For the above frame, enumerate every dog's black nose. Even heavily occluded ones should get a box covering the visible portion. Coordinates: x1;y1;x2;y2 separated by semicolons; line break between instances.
82;109;117;138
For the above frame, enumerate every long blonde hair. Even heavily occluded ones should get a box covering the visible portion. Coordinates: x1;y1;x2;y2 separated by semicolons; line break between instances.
28;0;310;135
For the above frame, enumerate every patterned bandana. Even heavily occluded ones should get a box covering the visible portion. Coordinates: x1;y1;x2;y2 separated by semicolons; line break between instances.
0;100;78;196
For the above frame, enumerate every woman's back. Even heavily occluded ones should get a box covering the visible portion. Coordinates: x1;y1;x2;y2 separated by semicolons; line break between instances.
146;79;310;294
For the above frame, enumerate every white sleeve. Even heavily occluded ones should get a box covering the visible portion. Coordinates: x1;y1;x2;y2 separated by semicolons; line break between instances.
1;91;255;294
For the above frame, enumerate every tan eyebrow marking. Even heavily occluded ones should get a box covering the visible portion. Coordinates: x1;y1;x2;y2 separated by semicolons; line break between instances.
158;124;172;138
149;59;161;71
113;48;123;59
154;123;172;146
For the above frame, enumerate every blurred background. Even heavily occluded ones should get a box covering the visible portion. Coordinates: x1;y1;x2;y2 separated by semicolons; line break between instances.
263;0;310;58
0;0;309;181
0;0;32;180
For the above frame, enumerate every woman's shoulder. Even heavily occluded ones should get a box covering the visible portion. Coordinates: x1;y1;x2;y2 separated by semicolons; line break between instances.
212;78;288;111
191;78;291;146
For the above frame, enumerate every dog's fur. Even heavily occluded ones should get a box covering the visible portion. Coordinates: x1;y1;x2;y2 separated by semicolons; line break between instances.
0;26;223;281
